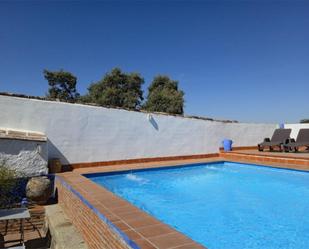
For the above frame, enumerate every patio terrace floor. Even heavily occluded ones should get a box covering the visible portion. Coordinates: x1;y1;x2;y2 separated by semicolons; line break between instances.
57;150;309;249
0;205;47;249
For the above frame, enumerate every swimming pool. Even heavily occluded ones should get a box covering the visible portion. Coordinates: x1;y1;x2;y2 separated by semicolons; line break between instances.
86;162;309;249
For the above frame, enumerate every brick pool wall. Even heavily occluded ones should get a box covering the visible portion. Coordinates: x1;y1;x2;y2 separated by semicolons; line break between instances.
56;178;134;249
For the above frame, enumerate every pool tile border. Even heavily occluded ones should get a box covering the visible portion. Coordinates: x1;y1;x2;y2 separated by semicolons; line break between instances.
64;153;219;170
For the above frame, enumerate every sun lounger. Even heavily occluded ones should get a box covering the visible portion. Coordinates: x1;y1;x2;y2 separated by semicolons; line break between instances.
258;128;291;152
284;128;309;152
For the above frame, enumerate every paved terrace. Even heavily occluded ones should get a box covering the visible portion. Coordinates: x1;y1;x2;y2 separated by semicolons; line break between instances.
4;150;308;249
0;149;309;249
57;150;309;249
0;205;47;249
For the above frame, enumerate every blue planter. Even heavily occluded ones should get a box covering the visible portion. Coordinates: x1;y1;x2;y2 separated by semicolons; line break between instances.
222;139;233;152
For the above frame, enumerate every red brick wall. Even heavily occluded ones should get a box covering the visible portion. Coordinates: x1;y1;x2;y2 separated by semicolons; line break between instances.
56;179;134;249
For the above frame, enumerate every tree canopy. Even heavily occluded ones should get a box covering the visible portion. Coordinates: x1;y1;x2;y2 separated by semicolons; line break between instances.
83;68;144;109
44;69;79;101
43;68;185;115
300;119;309;123
143;75;184;114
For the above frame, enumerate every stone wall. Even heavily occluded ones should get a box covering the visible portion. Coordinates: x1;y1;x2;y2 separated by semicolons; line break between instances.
0;127;48;176
0;138;48;176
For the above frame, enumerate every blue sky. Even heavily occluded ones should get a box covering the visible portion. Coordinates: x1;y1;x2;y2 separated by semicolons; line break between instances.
0;1;308;123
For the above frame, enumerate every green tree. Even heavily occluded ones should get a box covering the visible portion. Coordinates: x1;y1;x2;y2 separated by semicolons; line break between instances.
44;69;79;101
143;75;184;114
300;119;309;123
83;68;144;109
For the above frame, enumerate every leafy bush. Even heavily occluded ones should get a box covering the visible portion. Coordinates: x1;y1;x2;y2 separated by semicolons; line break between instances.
0;163;25;208
300;119;309;124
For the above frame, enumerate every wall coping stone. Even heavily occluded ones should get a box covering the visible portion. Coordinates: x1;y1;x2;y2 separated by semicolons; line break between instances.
0;127;47;142
0;92;238;123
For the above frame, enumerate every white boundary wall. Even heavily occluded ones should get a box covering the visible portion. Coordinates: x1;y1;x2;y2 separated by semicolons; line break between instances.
285;124;309;139
0;95;277;164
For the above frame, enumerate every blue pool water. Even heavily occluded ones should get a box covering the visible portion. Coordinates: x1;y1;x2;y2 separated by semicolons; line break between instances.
86;162;309;249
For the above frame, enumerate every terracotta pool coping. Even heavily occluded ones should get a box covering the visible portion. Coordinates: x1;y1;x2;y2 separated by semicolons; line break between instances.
57;154;309;249
64;153;219;171
58;157;220;249
73;157;224;174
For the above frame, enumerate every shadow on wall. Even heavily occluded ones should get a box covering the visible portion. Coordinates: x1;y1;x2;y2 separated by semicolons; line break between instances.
0;139;45;155
148;114;159;131
47;139;69;166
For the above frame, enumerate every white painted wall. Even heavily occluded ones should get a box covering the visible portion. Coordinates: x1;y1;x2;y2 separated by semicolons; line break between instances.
0;95;277;165
285;124;309;139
